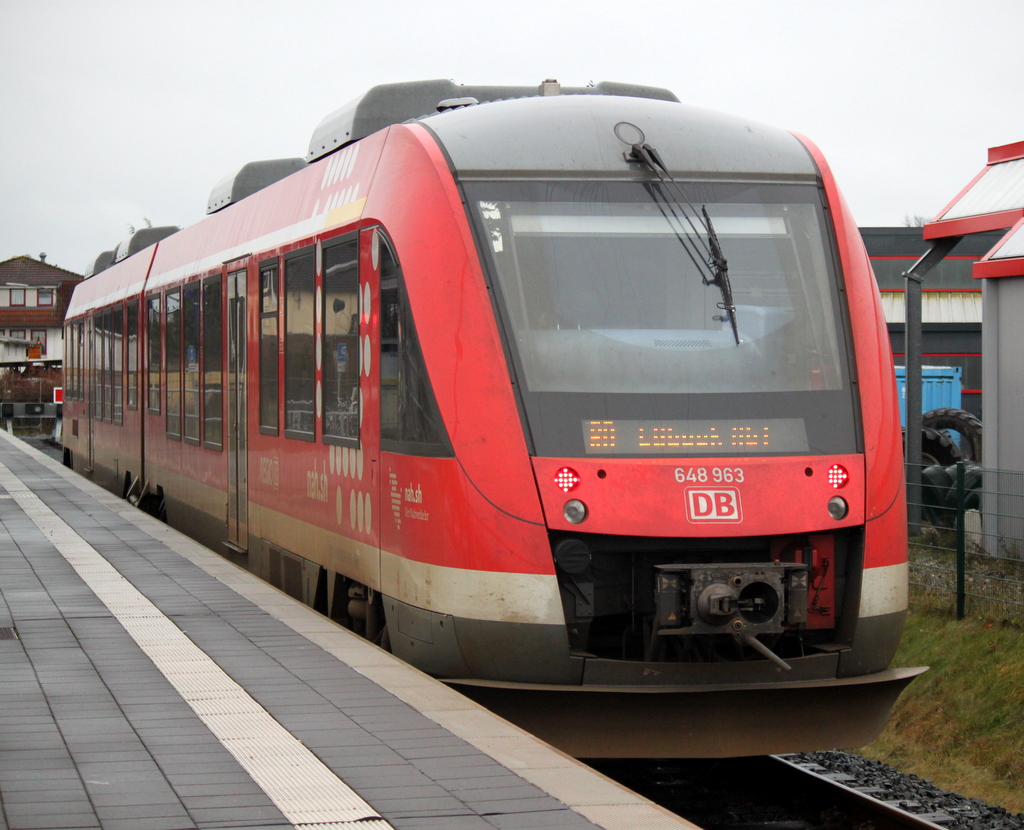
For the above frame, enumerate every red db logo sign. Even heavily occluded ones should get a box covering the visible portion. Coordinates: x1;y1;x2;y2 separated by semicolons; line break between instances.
685;487;742;522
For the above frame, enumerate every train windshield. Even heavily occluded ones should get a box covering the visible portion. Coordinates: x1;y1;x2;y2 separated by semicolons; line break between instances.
466;180;859;457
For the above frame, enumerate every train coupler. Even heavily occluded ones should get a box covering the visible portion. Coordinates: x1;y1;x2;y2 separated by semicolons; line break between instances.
654;561;810;639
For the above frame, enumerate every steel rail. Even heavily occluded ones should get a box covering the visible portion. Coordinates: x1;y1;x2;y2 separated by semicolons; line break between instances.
768;754;955;830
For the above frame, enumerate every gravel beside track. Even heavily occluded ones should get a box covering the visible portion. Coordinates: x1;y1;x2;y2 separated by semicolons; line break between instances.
592;751;1024;829
793;751;1024;830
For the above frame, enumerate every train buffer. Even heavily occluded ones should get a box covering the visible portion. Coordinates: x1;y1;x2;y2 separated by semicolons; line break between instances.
0;429;695;830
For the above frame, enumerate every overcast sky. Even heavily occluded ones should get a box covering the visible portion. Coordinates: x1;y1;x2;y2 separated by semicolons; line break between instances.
2;0;1022;274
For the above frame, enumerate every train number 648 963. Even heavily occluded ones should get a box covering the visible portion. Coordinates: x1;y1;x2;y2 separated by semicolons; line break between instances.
675;466;745;484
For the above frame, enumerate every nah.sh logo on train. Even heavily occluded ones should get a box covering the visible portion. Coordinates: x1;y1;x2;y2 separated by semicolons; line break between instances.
685;487;742;522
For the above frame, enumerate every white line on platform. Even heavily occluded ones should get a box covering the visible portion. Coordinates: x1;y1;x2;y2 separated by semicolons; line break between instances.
0;459;393;830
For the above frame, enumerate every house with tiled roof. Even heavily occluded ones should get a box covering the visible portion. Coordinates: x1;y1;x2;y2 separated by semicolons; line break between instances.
0;255;83;367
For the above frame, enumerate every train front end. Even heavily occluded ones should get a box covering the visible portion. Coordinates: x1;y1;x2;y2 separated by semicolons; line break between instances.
406;94;921;757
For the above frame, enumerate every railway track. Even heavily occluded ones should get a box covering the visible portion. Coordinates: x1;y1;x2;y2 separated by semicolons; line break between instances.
766;754;955;829
591;754;962;829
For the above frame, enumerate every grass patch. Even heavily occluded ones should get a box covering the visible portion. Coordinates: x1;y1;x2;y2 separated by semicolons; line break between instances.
857;607;1024;814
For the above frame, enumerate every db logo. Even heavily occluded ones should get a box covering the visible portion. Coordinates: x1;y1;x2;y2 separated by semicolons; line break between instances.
685;487;743;522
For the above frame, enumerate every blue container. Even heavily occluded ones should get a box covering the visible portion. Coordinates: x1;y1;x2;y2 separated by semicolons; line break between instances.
894;365;962;427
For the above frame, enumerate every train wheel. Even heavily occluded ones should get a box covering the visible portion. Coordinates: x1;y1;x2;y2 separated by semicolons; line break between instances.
923;408;983;464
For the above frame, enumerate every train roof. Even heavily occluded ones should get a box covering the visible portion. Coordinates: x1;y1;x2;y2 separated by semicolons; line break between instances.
306;79;679;162
207;158;306;214
70;88;821;319
421;94;818;181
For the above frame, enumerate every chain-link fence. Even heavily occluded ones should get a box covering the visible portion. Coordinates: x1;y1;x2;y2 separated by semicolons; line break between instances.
907;461;1024;623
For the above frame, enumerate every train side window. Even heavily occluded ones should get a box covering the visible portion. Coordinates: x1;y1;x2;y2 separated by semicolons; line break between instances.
101;309;112;422
378;236;452;456
64;323;74;400
64;322;72;399
126;301;138;410
90;314;101;418
85;318;94;416
112;304;123;425
79;320;85;402
204;275;223;449
147;294;161;413
74;321;83;401
166;289;182;439
322;236;359;445
183;283;201;444
62;323;70;397
284;248;315;441
259;261;279;434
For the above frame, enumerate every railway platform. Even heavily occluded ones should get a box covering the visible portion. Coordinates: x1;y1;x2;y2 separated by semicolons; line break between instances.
0;429;695;830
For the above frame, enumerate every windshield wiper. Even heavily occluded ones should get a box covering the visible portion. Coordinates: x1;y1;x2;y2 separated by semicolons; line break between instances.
626;140;740;345
701;205;739;345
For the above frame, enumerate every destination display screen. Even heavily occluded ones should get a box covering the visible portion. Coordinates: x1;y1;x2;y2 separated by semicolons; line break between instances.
583;418;809;455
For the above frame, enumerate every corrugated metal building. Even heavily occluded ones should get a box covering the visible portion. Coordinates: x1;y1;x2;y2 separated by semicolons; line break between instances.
860;227;1004;418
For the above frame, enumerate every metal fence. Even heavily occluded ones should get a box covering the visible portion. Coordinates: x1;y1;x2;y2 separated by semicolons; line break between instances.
907;461;1024;624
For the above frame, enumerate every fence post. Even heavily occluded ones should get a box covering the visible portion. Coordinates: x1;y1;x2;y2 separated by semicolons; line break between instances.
955;461;966;620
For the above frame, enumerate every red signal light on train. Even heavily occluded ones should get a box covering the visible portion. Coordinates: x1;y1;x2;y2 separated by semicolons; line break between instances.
554;467;581;493
827;464;849;489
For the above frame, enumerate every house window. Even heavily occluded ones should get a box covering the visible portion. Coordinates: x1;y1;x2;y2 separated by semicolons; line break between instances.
31;330;47;356
10;329;25;341
38;289;54;307
10;289;25;307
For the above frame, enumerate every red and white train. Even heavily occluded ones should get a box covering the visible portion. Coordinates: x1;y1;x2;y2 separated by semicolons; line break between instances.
63;80;921;757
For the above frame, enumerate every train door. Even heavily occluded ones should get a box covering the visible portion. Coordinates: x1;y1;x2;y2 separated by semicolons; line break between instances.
365;230;384;590
227;269;248;550
322;232;380;588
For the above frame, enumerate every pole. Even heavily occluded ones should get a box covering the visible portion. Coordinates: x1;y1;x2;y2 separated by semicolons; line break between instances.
955;460;966;620
903;236;962;534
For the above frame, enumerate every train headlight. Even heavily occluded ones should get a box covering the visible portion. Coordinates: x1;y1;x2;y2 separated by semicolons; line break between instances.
827;496;848;520
563;499;588;524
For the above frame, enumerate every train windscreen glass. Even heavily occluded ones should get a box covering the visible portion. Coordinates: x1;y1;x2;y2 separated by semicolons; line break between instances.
467;180;858;457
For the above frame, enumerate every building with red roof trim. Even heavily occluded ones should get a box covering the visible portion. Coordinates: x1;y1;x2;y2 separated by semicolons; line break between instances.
0;255;83;367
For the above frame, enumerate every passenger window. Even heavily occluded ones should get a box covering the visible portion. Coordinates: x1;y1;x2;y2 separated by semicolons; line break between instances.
111;305;122;425
322;237;359;445
378;235;452;456
284;249;315;441
91;313;103;420
183;283;201;444
147;295;161;413
102;309;112;422
126;301;138;411
166;290;181;439
259;262;279;434
204;276;223;449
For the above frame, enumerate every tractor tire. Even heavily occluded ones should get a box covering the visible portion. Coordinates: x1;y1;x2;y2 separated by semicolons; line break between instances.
921;426;962;468
922;408;983;464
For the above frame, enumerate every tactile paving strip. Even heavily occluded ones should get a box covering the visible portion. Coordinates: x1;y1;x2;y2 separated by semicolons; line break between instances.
0;458;394;829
